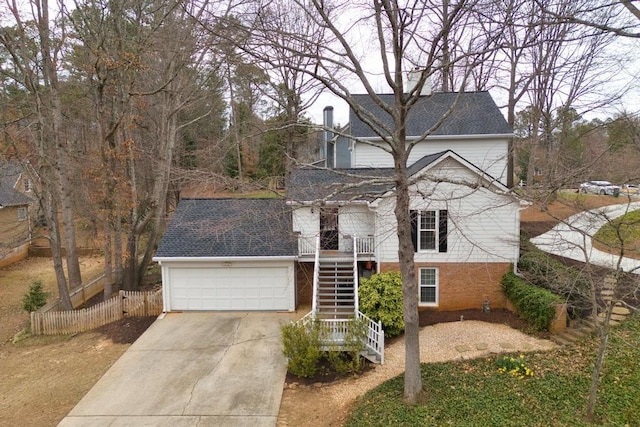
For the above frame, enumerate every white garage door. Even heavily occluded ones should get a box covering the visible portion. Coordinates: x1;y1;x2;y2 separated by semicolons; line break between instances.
168;266;292;311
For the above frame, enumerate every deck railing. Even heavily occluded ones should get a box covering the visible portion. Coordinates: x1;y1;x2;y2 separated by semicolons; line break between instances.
298;235;375;256
296;311;385;364
355;236;375;254
298;236;316;255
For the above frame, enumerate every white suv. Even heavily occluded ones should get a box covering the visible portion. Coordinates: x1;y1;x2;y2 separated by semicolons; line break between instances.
579;180;621;196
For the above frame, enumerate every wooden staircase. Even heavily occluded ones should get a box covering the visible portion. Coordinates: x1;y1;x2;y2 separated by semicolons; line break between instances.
316;258;356;319
300;236;385;364
551;279;634;346
551;319;596;346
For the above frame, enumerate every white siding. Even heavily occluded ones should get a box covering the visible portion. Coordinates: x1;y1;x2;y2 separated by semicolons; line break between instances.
292;205;318;247
373;159;519;264
337;205;375;251
353;138;509;184
291;204;375;252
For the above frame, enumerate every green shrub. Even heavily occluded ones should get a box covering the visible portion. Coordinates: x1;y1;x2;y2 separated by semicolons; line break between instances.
359;272;404;337
502;272;562;331
22;280;48;313
325;318;368;374
518;244;591;317
281;320;322;378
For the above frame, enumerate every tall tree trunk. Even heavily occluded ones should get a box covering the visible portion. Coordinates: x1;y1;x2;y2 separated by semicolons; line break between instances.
586;306;612;421
44;192;73;310
103;222;113;300
37;0;82;291
123;232;138;291
393;137;422;402
138;85;179;286
56;138;83;289
114;211;123;288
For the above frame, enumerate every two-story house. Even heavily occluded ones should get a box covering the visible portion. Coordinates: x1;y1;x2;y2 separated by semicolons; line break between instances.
155;89;522;362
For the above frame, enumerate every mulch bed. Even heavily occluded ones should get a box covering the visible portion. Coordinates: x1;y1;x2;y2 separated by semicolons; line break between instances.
95;316;157;344
419;308;530;330
286;308;538;385
520;221;558;238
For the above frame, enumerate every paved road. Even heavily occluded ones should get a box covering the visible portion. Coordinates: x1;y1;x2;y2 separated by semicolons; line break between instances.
531;202;640;274
59;311;295;427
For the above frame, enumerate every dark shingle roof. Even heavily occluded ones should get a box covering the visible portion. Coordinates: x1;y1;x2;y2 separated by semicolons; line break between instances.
288;151;450;202
0;161;31;207
155;198;296;258
350;92;512;138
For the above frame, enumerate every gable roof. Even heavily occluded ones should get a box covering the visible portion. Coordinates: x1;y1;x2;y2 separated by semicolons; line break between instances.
0;160;31;207
155;198;296;259
289;150;509;203
289;151;456;202
350;92;512;139
288;167;394;202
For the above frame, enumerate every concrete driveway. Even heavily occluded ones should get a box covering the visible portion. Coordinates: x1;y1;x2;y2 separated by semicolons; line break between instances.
59;311;295;427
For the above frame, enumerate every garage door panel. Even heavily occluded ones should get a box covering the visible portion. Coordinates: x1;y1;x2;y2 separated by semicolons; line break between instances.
168;266;291;311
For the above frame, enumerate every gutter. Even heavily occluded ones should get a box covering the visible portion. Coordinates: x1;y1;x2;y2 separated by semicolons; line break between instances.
153;256;297;264
358;133;514;142
286;200;370;206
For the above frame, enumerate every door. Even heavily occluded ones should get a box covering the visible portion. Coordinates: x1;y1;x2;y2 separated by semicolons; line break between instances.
167;266;292;311
320;208;339;250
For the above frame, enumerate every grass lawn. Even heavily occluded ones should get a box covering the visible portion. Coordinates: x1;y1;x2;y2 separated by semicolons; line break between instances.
345;312;640;426
593;209;640;258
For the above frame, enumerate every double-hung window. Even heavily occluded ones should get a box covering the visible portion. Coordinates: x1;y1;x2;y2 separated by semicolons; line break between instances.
419;267;438;305
419;211;437;250
410;210;448;253
17;207;27;221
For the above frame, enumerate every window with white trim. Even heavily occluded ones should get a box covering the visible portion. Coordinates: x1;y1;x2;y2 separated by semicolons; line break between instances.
17;207;27;221
24;178;32;192
419;267;438;305
410;210;448;253
419;211;436;250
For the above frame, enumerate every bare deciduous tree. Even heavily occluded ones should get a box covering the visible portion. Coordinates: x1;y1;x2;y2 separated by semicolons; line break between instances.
207;0;499;403
0;0;85;309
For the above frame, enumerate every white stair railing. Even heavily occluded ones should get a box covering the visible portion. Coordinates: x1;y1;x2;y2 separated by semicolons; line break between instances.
356;311;385;364
352;235;359;313
311;235;321;317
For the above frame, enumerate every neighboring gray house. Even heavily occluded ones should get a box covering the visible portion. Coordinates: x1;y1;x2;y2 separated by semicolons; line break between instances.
0;160;35;266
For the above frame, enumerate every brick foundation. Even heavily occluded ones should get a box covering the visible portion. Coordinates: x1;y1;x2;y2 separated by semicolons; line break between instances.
380;262;512;311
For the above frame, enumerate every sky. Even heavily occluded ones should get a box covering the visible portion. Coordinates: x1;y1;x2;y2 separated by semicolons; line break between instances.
302;4;640;128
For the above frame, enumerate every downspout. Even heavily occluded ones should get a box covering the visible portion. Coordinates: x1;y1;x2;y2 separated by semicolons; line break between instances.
513;201;527;277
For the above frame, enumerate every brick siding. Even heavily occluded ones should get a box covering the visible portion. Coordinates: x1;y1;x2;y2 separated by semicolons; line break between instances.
380;262;511;311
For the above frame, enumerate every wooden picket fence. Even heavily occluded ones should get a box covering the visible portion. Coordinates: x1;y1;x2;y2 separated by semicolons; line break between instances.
30;290;163;336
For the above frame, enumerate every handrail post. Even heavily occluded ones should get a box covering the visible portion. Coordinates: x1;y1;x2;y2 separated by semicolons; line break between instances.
353;235;359;313
311;235;320;318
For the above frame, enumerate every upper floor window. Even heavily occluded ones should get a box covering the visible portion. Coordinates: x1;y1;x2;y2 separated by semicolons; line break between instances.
410;210;448;253
17;207;27;221
24;178;32;192
419;211;436;250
